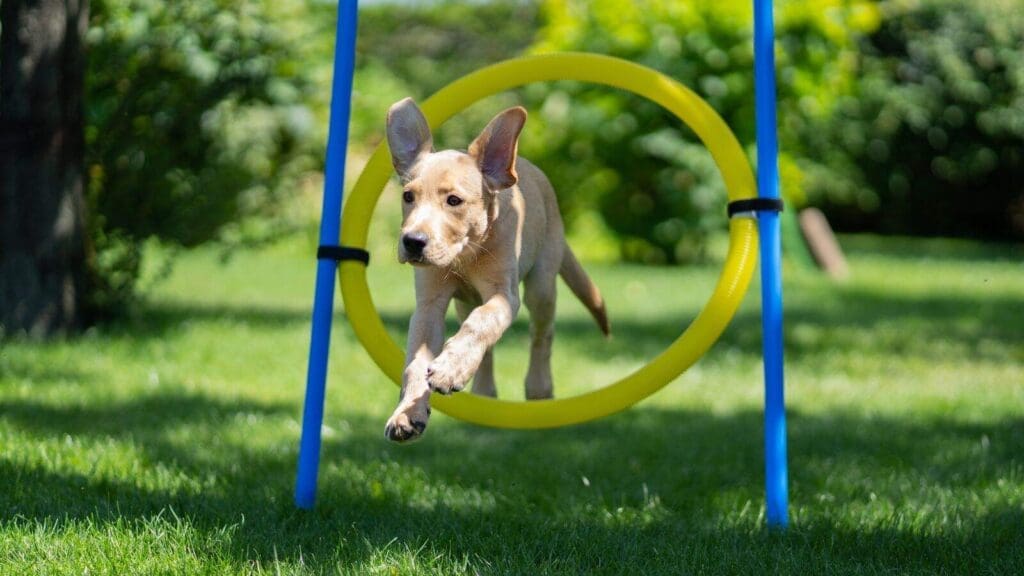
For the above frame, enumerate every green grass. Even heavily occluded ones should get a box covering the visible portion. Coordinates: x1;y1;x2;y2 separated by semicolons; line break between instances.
1;234;1022;574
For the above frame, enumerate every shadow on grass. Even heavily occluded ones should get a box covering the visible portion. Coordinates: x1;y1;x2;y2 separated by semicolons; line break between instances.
0;358;98;388
92;280;1024;371
525;287;1024;366
841;235;1024;263
2;388;1022;573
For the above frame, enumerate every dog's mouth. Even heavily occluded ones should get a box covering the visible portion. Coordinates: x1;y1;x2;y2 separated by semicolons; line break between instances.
399;249;438;267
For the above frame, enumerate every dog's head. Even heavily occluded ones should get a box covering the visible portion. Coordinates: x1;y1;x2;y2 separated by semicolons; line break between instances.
386;97;526;268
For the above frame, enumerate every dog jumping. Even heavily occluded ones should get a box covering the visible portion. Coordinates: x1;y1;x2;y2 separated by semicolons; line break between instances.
383;98;610;442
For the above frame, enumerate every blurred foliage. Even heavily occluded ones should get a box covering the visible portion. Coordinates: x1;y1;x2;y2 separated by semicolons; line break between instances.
518;0;880;263
340;0;540;147
85;0;320;313
801;0;1024;241
354;0;539;97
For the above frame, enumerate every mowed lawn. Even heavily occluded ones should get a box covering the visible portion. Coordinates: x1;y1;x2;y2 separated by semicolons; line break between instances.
1;234;1022;574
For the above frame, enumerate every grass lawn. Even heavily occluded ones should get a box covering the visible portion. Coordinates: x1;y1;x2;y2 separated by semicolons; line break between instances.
1;233;1022;574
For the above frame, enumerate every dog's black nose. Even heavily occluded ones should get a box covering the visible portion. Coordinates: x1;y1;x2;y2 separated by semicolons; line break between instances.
402;232;428;256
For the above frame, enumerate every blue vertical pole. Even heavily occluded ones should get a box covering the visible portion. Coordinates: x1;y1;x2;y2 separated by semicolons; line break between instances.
295;0;360;510
754;0;789;527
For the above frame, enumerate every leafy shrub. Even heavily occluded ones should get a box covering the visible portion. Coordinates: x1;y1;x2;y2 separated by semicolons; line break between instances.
802;0;1024;240
85;0;319;313
521;0;880;263
345;0;540;147
354;0;540;97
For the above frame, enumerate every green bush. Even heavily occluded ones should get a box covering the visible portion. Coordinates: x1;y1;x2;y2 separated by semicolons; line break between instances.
345;0;540;147
85;0;320;313
802;0;1024;241
354;0;539;97
520;0;880;263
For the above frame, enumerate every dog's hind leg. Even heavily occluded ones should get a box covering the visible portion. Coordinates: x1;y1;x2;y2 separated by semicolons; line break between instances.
456;298;497;397
523;263;558;400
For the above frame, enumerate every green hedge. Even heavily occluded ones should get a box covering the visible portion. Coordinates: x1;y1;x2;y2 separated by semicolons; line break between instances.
86;0;319;312
514;0;881;263
801;0;1024;241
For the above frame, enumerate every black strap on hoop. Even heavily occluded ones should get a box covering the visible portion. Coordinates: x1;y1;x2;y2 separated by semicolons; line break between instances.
727;198;784;218
317;245;370;265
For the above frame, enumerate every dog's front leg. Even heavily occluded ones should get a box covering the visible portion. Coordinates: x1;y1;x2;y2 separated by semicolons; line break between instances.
385;299;447;443
428;283;519;395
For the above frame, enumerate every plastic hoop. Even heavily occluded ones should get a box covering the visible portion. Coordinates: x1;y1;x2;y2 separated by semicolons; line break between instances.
338;53;758;429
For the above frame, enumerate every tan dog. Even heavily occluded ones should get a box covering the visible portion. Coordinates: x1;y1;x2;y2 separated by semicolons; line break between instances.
383;98;609;442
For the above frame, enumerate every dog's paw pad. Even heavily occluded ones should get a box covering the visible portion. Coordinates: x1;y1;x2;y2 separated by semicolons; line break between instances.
384;412;427;443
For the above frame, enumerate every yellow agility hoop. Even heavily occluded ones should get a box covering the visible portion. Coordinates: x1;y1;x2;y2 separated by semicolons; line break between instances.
339;53;758;429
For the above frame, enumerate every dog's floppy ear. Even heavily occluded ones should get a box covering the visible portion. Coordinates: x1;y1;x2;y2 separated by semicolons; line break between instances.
387;97;433;178
469;106;527;191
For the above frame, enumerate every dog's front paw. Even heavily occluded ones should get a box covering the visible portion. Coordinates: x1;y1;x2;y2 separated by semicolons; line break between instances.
384;406;429;443
427;354;468;395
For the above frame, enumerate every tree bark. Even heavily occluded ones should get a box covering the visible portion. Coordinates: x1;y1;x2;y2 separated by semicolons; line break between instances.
1;0;90;337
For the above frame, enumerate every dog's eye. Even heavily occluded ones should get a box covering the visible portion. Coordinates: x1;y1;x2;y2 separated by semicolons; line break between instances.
446;195;463;207
402;191;414;203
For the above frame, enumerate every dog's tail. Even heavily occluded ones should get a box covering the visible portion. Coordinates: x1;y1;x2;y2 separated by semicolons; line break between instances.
559;242;610;337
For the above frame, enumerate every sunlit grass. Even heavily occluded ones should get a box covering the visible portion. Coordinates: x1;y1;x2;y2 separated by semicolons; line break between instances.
1;234;1022;575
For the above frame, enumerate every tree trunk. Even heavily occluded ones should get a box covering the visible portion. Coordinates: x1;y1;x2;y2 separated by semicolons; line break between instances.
1;0;90;337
